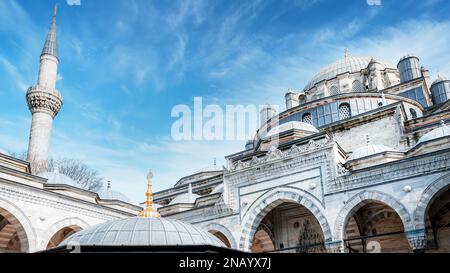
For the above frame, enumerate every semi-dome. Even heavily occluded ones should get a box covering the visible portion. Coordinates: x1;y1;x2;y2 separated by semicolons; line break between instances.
58;217;224;247
265;121;319;139
169;184;200;205
417;122;450;144
349;136;398;161
303;56;396;91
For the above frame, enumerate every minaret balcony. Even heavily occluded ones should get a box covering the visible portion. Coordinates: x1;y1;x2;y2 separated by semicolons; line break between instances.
26;85;63;118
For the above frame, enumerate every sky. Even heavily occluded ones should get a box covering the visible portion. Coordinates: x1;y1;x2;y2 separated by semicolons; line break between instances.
1;0;450;204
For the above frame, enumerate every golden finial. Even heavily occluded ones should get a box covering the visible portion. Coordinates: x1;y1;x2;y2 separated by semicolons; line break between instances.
138;170;161;218
54;3;58;17
344;48;348;63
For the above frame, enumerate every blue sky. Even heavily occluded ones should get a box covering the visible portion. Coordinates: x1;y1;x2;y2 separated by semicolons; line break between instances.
1;0;450;204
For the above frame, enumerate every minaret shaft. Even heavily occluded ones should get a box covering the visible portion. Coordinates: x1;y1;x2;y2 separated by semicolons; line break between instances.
26;10;62;173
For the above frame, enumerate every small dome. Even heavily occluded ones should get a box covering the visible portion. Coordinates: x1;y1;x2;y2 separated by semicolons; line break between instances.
195;165;222;173
399;54;419;63
431;75;448;86
211;184;224;194
40;171;79;188
417;122;450;144
265;121;319;139
169;184;200;205
349;143;397;161
58;217;224;247
97;187;130;203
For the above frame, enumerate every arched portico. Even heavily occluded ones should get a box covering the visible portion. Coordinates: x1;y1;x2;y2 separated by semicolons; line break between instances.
202;222;237;249
0;198;36;253
334;190;414;252
43;217;90;249
414;173;450;230
239;187;332;252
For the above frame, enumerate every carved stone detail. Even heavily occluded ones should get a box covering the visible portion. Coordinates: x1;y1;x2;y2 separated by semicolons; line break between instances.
26;85;63;118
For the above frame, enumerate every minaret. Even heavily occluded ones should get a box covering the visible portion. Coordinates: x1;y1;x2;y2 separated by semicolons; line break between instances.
26;5;63;173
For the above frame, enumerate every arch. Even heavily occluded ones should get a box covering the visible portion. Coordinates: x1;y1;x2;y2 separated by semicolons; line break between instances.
414;173;450;230
42;217;90;249
302;112;312;124
0;197;36;252
334;190;413;242
338;103;351;120
409;108;418;119
352;80;363;93
239;187;332;252
202;222;237;249
329;85;340;96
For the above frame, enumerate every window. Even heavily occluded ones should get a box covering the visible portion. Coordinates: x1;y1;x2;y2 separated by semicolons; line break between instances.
410;108;418;119
339;103;351;120
352;80;363;93
329;85;340;96
302;113;312;124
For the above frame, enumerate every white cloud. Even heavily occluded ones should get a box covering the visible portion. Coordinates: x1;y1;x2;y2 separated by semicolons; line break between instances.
66;0;81;6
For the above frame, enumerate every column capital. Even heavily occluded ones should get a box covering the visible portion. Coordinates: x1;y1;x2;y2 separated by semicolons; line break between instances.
405;229;427;253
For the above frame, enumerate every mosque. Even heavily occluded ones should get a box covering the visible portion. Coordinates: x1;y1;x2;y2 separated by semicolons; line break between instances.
1;9;450;253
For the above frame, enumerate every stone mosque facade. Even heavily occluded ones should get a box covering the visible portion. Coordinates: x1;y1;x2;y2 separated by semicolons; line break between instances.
1;11;450;253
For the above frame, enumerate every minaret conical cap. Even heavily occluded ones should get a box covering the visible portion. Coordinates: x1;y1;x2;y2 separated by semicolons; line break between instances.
41;4;58;59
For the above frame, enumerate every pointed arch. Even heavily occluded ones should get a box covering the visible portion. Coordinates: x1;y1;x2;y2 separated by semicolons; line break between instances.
333;190;413;242
202;222;237;249
0;197;37;252
414;172;450;230
239;187;332;252
42;217;90;249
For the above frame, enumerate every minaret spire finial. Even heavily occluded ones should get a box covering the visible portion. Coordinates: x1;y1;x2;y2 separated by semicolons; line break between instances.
138;170;160;218
344;48;348;62
54;3;58;17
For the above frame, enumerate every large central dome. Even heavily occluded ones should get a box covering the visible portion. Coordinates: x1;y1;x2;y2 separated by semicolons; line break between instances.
303;56;396;91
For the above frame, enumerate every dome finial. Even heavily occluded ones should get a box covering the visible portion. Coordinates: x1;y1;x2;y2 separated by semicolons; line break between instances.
344;48;348;63
138;170;160;218
54;3;58;17
107;180;111;190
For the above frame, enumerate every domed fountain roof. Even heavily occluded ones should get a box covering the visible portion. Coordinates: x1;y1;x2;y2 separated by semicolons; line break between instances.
59;217;224;247
58;170;224;248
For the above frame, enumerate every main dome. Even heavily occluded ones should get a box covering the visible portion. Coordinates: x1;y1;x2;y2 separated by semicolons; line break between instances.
303;56;396;91
58;217;224;247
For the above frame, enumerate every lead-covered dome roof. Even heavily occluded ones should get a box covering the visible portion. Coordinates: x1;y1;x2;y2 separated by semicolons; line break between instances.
418;122;450;144
349;144;398;161
303;56;396;91
40;171;79;188
58;217;224;247
265;121;319;139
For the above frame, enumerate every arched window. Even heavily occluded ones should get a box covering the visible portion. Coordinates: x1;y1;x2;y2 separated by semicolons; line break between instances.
352;80;363;93
302;113;312;124
410;108;418;119
329;85;340;96
339;103;351;120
